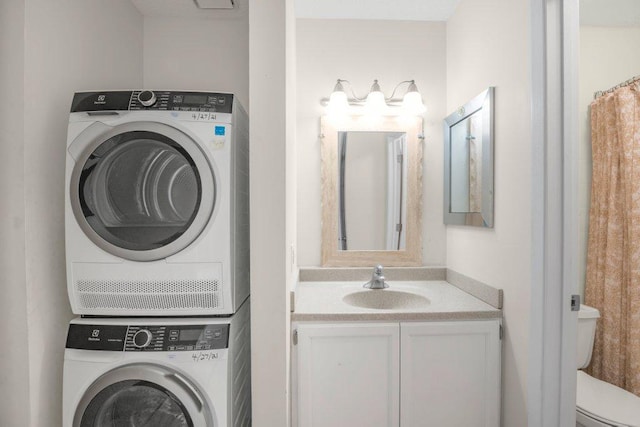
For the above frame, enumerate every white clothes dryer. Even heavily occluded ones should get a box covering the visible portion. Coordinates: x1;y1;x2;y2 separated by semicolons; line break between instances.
63;299;251;427
65;91;249;316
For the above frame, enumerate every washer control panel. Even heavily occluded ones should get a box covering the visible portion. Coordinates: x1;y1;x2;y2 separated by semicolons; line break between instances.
66;323;230;352
124;324;229;352
70;90;234;114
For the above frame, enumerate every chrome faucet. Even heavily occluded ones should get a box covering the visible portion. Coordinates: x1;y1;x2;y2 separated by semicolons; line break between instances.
363;265;388;289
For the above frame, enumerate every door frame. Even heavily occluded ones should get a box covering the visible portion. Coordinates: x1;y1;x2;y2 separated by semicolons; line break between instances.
529;0;580;425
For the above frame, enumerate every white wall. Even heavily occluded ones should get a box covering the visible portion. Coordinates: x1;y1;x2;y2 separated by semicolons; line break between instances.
0;1;29;426
143;12;249;108
249;0;295;425
295;19;447;266
577;26;640;296
446;0;531;425
21;1;143;425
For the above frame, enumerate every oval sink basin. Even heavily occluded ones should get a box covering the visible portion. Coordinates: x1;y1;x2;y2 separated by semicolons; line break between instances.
342;290;430;310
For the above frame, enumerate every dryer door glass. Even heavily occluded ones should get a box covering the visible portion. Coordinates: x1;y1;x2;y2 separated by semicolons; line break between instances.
79;131;204;251
79;380;193;427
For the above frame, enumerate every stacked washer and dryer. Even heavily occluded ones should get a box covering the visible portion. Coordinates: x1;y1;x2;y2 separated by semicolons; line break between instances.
62;90;251;427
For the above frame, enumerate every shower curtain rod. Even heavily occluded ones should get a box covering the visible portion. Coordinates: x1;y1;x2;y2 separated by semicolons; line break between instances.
594;74;640;99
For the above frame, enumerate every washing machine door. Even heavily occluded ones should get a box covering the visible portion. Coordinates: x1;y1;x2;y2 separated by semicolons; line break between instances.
69;121;215;261
74;363;215;427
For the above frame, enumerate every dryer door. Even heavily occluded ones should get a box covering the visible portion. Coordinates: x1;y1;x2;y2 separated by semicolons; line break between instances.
69;121;216;261
74;364;215;427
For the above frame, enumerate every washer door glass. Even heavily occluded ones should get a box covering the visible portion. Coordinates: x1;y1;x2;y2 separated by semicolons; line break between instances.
80;380;192;427
79;131;203;252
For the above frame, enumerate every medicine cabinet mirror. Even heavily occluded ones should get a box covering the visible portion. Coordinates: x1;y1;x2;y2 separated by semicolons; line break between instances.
320;116;423;266
443;87;494;227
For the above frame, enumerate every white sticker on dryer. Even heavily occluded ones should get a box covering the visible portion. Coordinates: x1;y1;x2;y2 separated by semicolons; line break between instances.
210;137;225;150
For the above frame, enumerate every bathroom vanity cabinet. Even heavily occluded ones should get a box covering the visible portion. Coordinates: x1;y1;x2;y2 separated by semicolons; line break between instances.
292;319;501;427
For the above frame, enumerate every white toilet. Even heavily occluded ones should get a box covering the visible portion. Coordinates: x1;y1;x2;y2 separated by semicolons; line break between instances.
576;305;640;426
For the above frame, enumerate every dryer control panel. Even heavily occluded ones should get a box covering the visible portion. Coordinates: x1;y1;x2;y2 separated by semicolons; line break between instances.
70;90;234;114
66;323;230;352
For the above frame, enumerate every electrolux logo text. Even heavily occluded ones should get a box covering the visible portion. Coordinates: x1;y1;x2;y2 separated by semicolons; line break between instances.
89;329;101;341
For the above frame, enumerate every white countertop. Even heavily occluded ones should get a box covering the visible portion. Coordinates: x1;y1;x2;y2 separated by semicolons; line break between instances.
292;280;502;322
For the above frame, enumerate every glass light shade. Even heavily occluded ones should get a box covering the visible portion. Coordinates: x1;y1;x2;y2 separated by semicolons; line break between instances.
364;90;387;115
402;90;426;115
326;90;349;115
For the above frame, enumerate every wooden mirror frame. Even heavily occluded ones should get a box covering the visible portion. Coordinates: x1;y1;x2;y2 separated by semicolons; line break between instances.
320;115;423;267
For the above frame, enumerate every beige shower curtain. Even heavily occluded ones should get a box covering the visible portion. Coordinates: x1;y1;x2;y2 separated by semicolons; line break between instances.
585;84;640;396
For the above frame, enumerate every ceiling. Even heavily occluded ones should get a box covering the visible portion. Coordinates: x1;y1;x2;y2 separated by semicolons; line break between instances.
130;0;247;18
580;0;640;26
294;0;462;21
129;0;640;25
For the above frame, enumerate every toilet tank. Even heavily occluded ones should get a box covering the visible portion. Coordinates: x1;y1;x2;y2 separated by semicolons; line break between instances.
577;304;600;369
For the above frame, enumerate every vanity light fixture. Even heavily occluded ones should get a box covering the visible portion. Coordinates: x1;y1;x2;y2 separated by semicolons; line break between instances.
323;79;426;115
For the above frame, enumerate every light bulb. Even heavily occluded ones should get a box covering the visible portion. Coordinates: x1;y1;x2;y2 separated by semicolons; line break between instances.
326;79;349;115
365;80;387;115
327;90;349;115
402;81;426;115
402;91;426;115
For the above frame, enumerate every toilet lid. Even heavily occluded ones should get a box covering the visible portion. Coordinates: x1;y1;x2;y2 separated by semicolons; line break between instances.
576;371;640;427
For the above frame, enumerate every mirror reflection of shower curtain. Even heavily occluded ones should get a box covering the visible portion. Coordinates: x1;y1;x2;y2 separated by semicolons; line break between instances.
468;113;482;212
386;134;407;250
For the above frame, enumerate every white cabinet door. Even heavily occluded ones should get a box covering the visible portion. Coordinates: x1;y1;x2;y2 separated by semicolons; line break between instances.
400;320;501;427
295;323;400;427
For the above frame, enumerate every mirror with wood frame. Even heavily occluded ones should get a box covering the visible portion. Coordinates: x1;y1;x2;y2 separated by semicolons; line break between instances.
320;115;423;266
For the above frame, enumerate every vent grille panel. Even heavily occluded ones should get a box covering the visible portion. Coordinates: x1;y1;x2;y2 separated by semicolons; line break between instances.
77;279;219;293
75;279;221;310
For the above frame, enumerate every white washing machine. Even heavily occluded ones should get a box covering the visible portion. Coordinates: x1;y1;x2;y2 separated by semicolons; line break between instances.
65;90;249;316
63;299;250;427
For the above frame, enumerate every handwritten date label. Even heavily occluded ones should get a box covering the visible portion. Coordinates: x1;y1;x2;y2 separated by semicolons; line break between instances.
192;351;220;362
